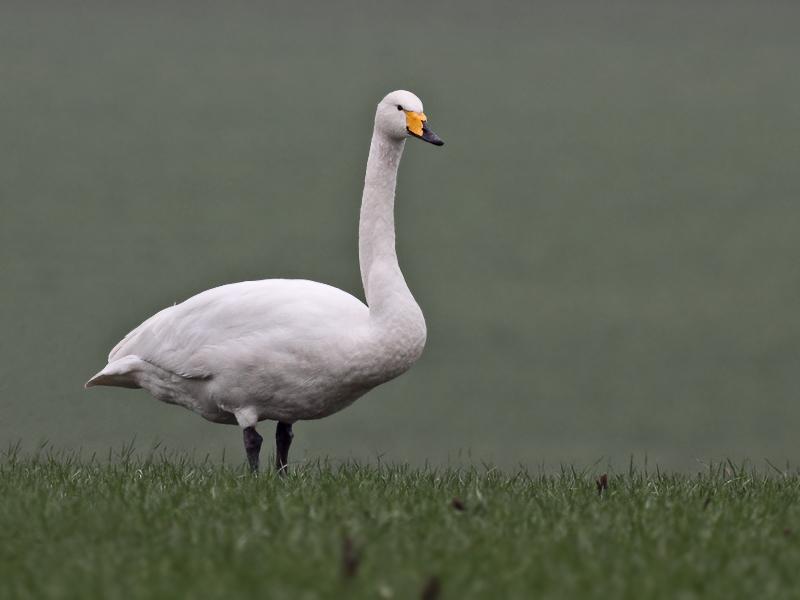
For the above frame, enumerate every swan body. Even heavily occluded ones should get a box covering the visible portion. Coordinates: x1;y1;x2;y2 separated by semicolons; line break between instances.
86;90;444;471
97;278;423;424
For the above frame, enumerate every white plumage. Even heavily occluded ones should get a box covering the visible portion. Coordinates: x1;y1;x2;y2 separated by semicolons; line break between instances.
86;90;444;471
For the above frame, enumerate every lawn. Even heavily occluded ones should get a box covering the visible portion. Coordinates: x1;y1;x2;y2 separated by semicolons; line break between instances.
1;448;798;599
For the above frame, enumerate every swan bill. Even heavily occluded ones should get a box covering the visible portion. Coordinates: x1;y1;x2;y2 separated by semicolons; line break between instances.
405;111;445;146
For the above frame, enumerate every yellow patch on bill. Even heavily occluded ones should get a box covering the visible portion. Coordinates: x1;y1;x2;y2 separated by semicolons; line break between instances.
405;111;427;136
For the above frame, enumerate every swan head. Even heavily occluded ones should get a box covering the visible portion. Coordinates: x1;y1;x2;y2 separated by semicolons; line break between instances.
375;90;444;146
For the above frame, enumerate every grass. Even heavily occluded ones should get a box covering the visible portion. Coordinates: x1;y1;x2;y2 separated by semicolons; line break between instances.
1;448;799;599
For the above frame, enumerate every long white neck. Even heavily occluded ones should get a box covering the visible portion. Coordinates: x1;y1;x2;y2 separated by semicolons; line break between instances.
358;128;426;360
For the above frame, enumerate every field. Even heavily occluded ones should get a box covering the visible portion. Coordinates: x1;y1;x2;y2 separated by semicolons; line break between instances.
2;3;800;597
1;449;798;600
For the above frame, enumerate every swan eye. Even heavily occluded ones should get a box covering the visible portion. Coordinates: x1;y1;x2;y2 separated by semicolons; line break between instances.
396;105;403;111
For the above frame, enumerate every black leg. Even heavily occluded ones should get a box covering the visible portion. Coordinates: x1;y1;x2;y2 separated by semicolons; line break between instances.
243;426;263;473
275;422;293;474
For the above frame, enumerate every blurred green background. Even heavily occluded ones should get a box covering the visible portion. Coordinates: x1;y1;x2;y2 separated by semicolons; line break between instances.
1;1;798;470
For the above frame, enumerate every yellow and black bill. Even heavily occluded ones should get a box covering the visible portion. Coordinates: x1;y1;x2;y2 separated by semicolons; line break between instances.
405;111;444;146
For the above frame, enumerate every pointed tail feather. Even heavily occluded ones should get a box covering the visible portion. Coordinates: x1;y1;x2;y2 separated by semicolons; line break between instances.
85;355;144;389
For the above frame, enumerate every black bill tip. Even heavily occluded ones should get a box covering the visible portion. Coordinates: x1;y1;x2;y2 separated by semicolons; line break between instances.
409;121;445;146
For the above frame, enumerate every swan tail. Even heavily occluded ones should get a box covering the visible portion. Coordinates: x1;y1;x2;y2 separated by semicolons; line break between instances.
85;355;145;389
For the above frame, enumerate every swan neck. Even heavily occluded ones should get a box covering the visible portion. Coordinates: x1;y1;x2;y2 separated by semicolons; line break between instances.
358;130;406;310
357;125;427;376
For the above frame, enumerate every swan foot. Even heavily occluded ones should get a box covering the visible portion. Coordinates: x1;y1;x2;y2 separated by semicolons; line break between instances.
276;422;293;474
243;426;263;473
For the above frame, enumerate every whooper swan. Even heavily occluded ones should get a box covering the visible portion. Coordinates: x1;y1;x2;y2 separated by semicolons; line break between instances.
86;90;444;473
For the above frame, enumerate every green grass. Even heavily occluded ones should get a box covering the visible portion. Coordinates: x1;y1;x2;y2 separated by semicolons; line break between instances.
1;449;799;599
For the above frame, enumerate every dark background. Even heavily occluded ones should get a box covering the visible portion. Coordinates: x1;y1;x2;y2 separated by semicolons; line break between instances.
2;1;798;469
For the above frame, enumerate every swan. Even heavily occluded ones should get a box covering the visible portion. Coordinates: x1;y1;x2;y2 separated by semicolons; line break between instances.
86;90;444;473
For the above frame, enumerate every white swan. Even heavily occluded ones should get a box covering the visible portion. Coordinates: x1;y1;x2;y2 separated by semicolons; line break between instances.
86;90;444;472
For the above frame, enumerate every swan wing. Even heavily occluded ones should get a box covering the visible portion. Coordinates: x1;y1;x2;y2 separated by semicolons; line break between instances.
108;279;369;380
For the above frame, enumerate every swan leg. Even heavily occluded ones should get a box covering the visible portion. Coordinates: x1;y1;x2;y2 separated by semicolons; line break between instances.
275;422;293;474
243;426;263;473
